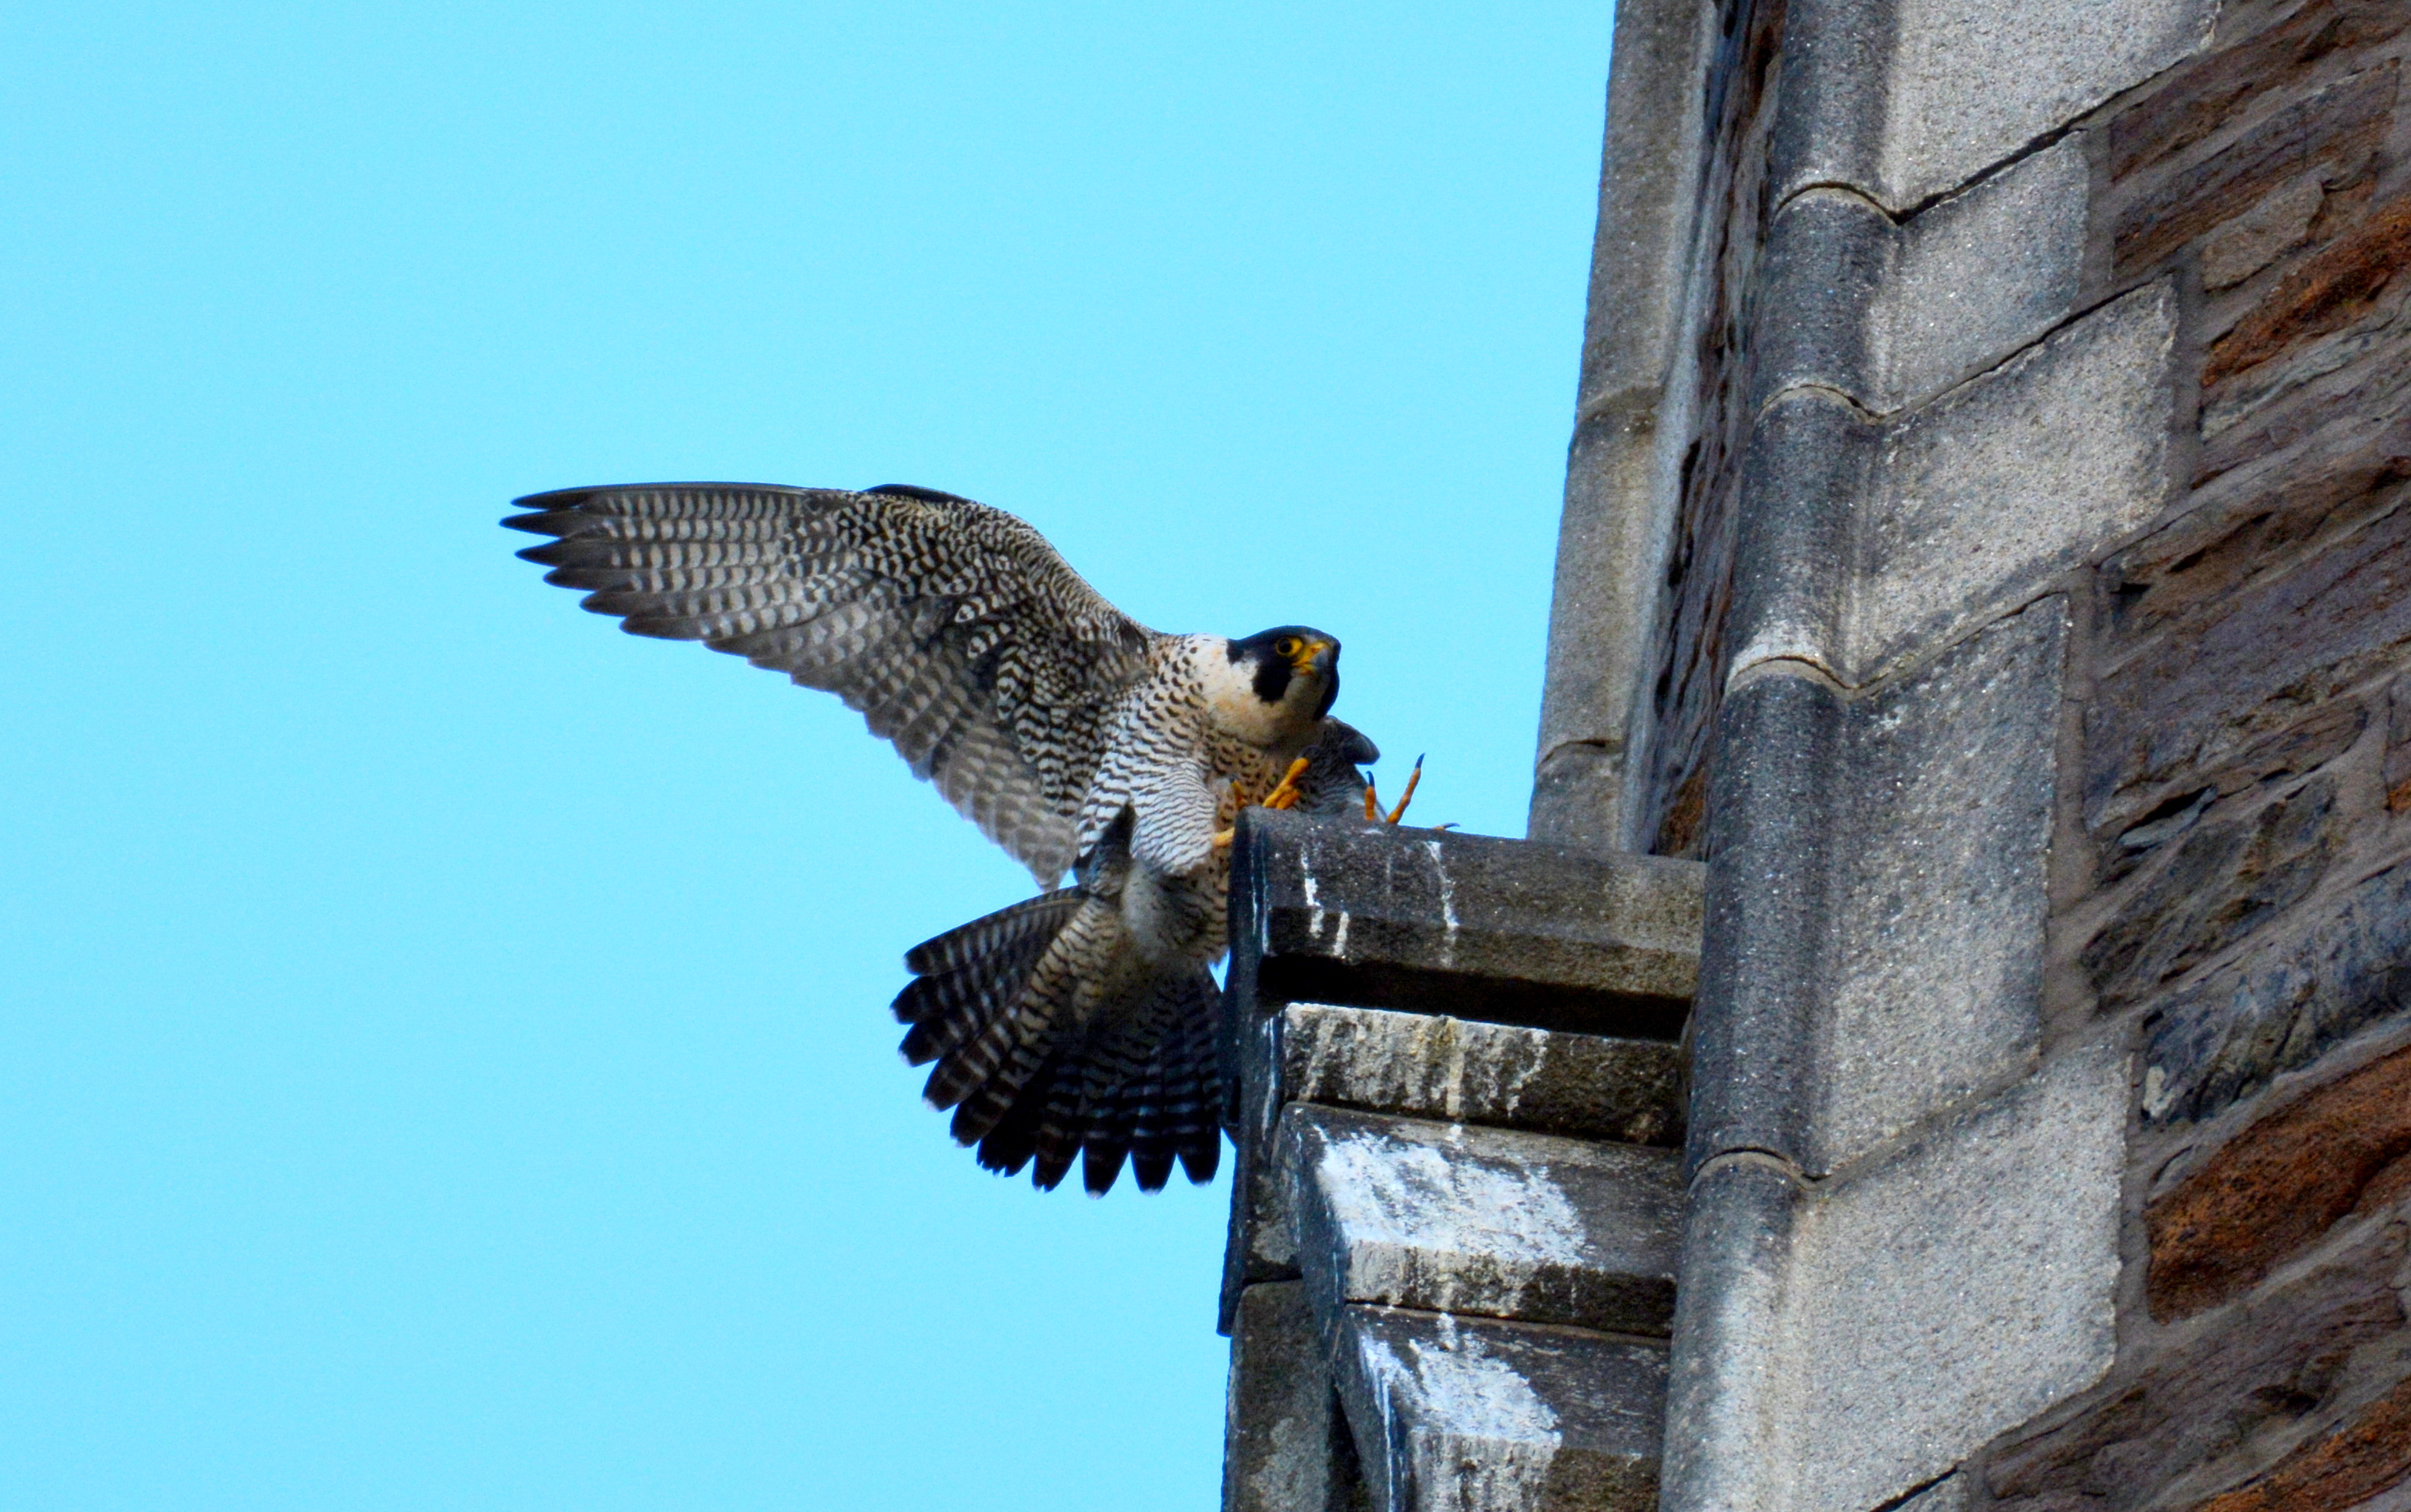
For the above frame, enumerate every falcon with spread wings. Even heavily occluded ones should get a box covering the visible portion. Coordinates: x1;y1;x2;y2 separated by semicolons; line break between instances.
506;482;1396;1195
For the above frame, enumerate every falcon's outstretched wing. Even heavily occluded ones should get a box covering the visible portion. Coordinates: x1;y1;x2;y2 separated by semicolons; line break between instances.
505;483;1160;883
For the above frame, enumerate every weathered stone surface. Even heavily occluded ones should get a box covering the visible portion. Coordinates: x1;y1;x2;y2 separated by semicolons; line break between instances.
1226;1283;1350;1512
1809;602;2064;1173
2108;0;2411;181
1853;286;2173;679
2201;176;2327;290
1897;1474;1972;1512
2148;1041;2411;1320
2192;1373;2411;1511
1731;285;2173;687
2143;860;2411;1126
1690;605;2064;1179
1987;1225;2409;1509
2199;312;2411;485
2082;775;2344;1011
1228;811;1703;1040
1816;0;2215;210
1777;1042;2127;1512
1752;138;2087;416
1261;1005;1683;1149
2204;196;2411;436
2115;65;2399;275
1332;1306;1664;1512
2391;681;2411;810
1282;1106;1680;1338
2210;195;2411;383
2095;701;2364;885
1871;135;2088;407
2086;488;2411;831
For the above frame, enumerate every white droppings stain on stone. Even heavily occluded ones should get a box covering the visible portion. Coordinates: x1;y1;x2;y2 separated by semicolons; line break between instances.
1332;908;1350;958
1425;839;1458;965
1315;1131;1588;1316
1301;864;1324;939
1355;1321;1562;1506
2141;1062;2171;1122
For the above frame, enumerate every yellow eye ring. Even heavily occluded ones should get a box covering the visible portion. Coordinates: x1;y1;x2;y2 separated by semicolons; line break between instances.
1273;637;1300;657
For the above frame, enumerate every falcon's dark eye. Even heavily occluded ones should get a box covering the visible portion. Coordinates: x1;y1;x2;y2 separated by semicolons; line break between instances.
1272;636;1301;658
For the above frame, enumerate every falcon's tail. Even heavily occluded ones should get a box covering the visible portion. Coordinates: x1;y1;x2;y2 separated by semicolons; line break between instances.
892;895;1224;1196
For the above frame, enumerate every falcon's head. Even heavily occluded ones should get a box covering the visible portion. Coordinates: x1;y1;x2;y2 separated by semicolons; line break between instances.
1207;626;1341;748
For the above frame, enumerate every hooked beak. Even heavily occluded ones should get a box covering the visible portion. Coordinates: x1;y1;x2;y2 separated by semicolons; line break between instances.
1289;637;1335;675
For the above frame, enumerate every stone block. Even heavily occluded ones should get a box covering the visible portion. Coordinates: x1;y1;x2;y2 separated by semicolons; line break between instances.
2205;194;2411;434
1221;1005;1684;1333
1986;1223;2410;1510
2148;1039;2411;1320
1778;1042;2128;1512
2189;1375;2411;1512
1251;1005;1684;1152
1771;0;2214;211
1227;810;1703;1042
1690;602;2064;1179
1282;1106;1680;1338
2081;774;2343;1011
1332;1306;1665;1512
2145;860;2411;1127
1733;284;2174;688
2197;313;2411;484
2107;0;2411;181
2114;65;2399;274
1670;1044;2128;1512
1754;138;2087;416
1847;284;2173;681
1226;1282;1351;1512
2085;458;2411;831
2098;408;2411;671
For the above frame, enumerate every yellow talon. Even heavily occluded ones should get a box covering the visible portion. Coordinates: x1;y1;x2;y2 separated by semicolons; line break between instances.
1388;757;1418;829
1261;756;1311;813
1212;828;1236;848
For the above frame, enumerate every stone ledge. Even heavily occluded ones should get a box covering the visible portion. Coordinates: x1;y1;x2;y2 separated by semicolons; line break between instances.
1283;1105;1681;1339
1227;810;1704;1044
1221;1002;1686;1336
1333;1305;1666;1512
1245;1004;1685;1152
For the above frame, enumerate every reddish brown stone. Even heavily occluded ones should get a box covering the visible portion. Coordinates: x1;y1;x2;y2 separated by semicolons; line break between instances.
1987;1229;2407;1510
2115;65;2398;276
2148;1042;2411;1320
2208;195;2411;387
2196;327;2411;485
2185;1373;2411;1511
2111;0;2411;180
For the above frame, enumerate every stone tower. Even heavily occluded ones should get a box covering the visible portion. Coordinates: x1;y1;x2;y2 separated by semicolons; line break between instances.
1222;0;2411;1508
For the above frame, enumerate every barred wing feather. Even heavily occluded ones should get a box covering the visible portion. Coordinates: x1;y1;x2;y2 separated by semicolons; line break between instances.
505;482;1160;884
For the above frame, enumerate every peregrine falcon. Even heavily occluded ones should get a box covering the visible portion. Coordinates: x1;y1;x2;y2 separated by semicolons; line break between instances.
504;482;1398;1195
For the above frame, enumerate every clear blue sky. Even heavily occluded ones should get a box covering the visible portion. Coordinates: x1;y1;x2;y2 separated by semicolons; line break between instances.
2;4;1614;1507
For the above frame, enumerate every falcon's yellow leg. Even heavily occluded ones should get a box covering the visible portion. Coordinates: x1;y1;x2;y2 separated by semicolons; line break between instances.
1363;756;1425;827
1259;757;1311;812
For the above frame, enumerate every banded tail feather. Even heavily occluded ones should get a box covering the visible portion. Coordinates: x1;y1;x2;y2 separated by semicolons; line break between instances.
892;892;1225;1196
